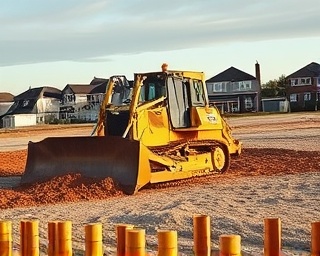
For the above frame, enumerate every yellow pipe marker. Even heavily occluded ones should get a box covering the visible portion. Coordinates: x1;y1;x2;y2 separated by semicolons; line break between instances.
219;235;241;256
311;222;320;256
116;224;134;256
157;230;178;256
264;218;281;256
57;221;72;256
125;229;146;256
85;223;103;256
20;219;39;256
0;220;12;256
193;214;211;256
48;221;58;256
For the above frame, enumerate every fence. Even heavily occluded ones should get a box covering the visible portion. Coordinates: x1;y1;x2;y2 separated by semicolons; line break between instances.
0;216;319;256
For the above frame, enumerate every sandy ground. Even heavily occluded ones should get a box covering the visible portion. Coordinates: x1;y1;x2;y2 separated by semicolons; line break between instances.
0;112;320;255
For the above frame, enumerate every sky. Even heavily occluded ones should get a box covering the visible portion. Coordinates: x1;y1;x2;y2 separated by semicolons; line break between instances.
0;0;319;95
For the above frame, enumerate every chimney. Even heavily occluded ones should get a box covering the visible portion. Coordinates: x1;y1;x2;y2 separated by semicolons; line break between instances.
255;61;261;87
255;61;261;112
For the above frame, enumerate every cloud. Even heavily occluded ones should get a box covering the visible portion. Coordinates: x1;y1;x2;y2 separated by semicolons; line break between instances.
1;0;319;67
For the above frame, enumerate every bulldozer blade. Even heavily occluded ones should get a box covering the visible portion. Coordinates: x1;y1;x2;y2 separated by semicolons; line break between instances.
21;136;151;195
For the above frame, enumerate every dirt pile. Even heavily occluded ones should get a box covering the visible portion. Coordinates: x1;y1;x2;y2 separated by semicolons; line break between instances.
230;148;320;176
0;150;26;176
0;174;123;209
0;148;319;209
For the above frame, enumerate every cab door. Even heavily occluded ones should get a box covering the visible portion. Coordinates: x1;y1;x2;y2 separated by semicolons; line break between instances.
167;76;191;128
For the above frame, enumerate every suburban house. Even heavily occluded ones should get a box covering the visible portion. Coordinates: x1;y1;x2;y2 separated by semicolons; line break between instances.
206;62;261;113
60;77;109;122
0;92;14;127
0;92;14;116
1;87;61;128
286;62;320;112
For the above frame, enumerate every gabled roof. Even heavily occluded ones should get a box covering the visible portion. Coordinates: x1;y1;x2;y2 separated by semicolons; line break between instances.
0;92;14;102
64;84;95;94
90;77;109;86
286;62;320;78
206;67;256;83
14;86;61;101
90;77;109;94
90;82;108;94
5;86;61;116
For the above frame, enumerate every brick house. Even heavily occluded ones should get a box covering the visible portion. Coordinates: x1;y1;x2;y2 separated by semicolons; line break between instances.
286;62;320;111
206;63;261;113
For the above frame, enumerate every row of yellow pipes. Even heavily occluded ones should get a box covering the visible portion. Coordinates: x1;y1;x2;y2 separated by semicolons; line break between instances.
0;215;320;256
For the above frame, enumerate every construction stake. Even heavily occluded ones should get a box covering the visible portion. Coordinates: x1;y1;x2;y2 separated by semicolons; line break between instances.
312;222;320;256
264;218;281;256
20;219;39;256
125;229;146;256
193;214;211;256
219;234;241;256
0;220;12;256
116;224;134;256
85;223;103;256
157;230;178;256
48;221;58;256
57;221;72;256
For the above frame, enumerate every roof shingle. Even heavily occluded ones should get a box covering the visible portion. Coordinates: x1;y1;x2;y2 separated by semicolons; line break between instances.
0;92;14;102
286;62;320;78
206;67;256;83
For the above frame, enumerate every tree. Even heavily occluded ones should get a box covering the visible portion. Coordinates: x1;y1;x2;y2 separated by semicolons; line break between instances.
261;74;287;98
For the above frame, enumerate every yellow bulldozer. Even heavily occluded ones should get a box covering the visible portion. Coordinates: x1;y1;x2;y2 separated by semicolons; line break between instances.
21;66;242;194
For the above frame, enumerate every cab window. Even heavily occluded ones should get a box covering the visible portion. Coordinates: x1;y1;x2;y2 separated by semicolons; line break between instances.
190;80;205;106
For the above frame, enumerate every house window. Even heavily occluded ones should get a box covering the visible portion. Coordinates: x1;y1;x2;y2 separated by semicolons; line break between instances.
214;83;222;92
233;81;251;91
300;77;311;85
243;81;252;90
239;82;246;91
64;94;75;104
244;96;253;110
213;82;227;92
22;100;30;107
233;82;240;91
290;77;311;86
304;92;311;101
290;94;298;102
291;79;299;86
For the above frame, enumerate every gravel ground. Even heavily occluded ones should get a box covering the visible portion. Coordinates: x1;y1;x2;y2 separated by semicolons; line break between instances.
0;112;320;255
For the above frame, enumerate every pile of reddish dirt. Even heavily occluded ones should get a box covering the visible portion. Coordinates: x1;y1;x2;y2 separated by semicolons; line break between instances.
0;148;319;209
230;148;320;176
0;150;26;176
0;174;123;209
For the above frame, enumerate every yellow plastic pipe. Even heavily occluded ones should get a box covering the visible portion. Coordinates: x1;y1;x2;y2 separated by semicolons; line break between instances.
48;221;58;256
56;221;72;256
157;230;178;256
0;220;12;256
116;224;134;256
193;214;211;256
219;235;241;256
311;222;320;256
85;223;103;256
264;218;281;256
125;229;146;256
20;220;39;256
